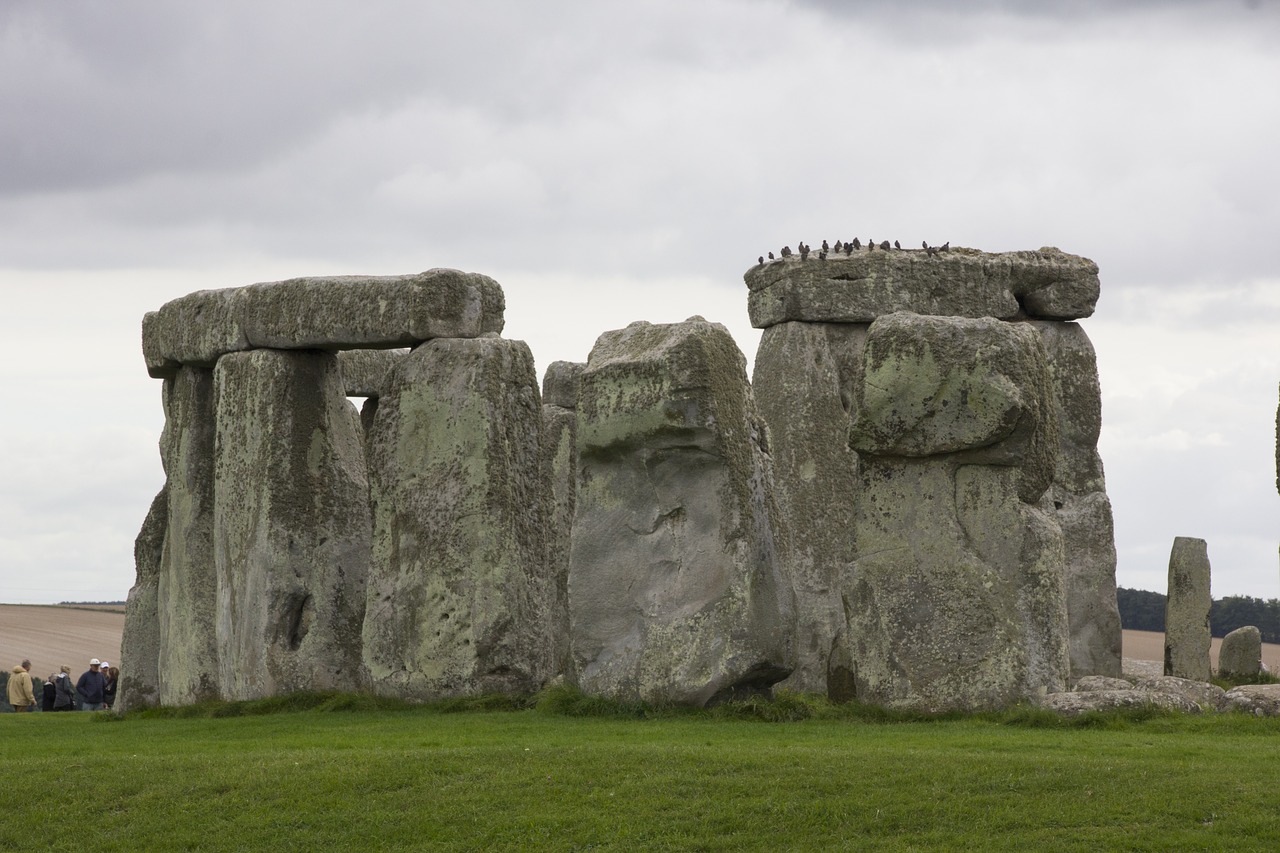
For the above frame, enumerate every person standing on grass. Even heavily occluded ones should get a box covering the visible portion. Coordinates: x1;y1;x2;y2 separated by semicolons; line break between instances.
42;675;57;712
77;659;106;711
53;666;76;711
8;660;36;712
101;665;118;710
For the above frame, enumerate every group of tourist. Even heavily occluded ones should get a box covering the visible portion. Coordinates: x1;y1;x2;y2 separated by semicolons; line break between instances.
7;657;119;712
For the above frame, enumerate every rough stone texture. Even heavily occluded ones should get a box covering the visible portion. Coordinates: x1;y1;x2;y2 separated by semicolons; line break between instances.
542;361;584;410
119;487;167;712
362;337;551;700
745;247;1099;329
337;349;407;398
1073;676;1134;691
569;318;796;706
1221;684;1280;716
1028;321;1121;679
541;395;578;680
1122;658;1163;680
1217;626;1263;678
751;321;862;693
156;367;222;705
1164;537;1212;681
844;313;1068;711
212;350;372;701
1040;689;1202;717
143;270;505;378
1135;676;1227;710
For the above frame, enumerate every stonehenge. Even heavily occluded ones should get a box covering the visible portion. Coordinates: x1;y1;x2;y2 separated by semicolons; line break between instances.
123;244;1123;713
1164;536;1212;681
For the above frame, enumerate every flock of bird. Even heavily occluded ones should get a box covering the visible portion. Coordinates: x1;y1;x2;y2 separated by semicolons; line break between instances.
757;239;951;266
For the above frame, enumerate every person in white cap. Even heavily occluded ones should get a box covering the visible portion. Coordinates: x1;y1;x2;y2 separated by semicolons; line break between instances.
101;662;118;710
76;659;106;711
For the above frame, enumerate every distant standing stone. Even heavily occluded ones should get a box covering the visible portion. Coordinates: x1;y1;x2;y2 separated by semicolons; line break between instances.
1218;625;1262;678
1164;537;1211;681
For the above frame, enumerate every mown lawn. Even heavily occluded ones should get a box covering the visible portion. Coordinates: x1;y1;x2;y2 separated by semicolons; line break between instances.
4;698;1280;851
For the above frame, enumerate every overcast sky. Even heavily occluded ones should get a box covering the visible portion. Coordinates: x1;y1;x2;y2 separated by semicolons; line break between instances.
1;0;1278;606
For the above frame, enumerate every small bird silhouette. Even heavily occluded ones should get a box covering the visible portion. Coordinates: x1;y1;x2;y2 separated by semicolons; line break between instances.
800;244;810;259
758;256;764;265
867;239;875;251
879;240;890;250
768;251;775;260
821;239;829;252
921;240;929;250
819;250;827;260
781;246;792;257
926;246;936;257
940;242;950;252
894;240;901;250
852;237;861;250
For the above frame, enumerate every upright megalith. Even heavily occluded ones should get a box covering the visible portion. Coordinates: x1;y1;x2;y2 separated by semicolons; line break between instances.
213;350;372;700
156;367;222;705
751;321;862;693
1218;626;1262;678
1164;537;1212;681
568;318;795;706
844;312;1068;711
119;488;167;712
541;361;584;680
362;336;552;700
1029;321;1122;678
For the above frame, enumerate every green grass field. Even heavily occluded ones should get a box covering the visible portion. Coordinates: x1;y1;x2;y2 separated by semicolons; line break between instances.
4;693;1280;852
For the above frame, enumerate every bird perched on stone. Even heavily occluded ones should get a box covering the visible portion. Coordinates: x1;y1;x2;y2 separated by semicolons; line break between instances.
781;246;792;257
940;242;950;252
819;250;827;260
821;239;829;252
799;244;810;260
867;239;875;251
926;245;936;257
894;240;901;250
922;240;929;251
879;240;890;250
758;256;764;266
852;237;861;250
768;251;775;260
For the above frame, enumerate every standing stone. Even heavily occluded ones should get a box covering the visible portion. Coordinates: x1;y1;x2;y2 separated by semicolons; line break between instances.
541;361;583;680
569;318;795;707
156;367;222;705
119;487;167;712
363;337;551;700
1164;537;1212;681
845;313;1068;711
1029;321;1122;678
1218;625;1262;678
751;321;863;693
213;350;372;700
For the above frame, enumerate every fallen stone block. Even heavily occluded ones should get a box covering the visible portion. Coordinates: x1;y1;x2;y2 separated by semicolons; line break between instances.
1218;626;1262;678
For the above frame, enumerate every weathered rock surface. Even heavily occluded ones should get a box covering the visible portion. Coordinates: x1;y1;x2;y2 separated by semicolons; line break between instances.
541;362;583;679
143;270;505;378
844;313;1068;711
212;350;372;700
751;321;861;693
1028;321;1121;678
1164;537;1211;681
1218;626;1262;678
337;349;408;398
745;247;1099;329
1134;675;1227;710
1073;676;1133;692
1221;684;1280;716
119;487;167;712
362;337;551;700
156;367;222;705
569;318;795;706
1040;689;1202;716
542;360;584;409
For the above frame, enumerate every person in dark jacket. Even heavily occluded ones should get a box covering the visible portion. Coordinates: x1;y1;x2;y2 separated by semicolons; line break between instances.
41;675;56;712
76;659;106;711
101;665;118;710
52;666;76;711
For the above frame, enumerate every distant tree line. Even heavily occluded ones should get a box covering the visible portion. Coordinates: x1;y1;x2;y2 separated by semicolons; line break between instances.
1117;588;1280;644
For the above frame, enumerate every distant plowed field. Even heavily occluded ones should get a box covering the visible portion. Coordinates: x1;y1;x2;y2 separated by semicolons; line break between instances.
4;605;1277;688
0;604;123;680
